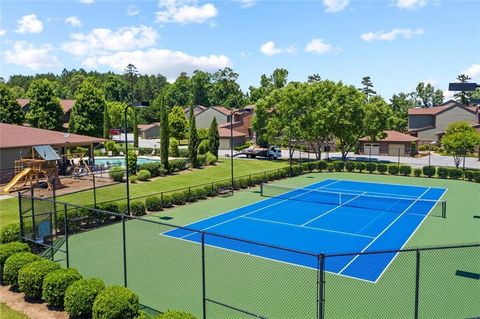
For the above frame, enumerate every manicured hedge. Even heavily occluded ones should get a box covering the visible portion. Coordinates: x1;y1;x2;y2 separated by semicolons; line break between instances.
92;285;139;319
437;167;449;179
42;268;82;308
65;278;106;318
145;196;163;212
0;242;30;272
3;252;40;287
130;201;146;216
109;167;125;182
195;155;207;167
422;166;436;178
345;162;355;172
155;310;198;319
318;160;328;171
448;168;463;180
414;168;422;177
18;259;61;300
377;163;388;174
138;162;164;178
399;165;412;176
0;223;21;244
355;162;366;173
169;159;188;172
136;170;151;181
333;161;345;172
326;163;334;172
205;152;217;165
365;162;377;173
388;165;399;175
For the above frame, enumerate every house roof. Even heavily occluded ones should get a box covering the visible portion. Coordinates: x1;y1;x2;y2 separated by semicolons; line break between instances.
138;123;159;131
212;106;234;116
218;127;246;138
408;100;476;116
359;130;419;143
16;99;76;113
0;123;106;149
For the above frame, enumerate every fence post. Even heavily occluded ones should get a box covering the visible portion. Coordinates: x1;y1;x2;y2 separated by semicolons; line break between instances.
63;204;70;268
414;249;421;319
201;232;207;319
18;192;24;239
52;179;58;239
318;253;325;319
93;172;97;207
397;148;401;170
122;215;128;287
30;187;36;241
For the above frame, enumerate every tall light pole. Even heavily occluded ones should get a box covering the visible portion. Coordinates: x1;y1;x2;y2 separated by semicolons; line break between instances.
428;141;436;167
124;101;149;215
230;108;249;191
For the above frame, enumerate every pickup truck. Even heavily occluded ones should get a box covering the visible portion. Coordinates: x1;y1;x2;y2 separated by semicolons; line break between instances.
241;146;282;160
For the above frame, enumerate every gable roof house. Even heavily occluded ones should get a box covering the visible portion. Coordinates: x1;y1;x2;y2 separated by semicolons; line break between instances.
408;100;479;143
17;99;76;125
188;106;234;129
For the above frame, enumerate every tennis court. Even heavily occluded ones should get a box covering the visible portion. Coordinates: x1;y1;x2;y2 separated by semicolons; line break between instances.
165;179;447;282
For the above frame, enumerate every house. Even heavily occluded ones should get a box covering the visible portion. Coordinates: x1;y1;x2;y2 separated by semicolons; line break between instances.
184;106;233;129
408;100;479;143
138;123;160;139
0;123;105;183
17;98;76;124
218;127;247;150
358;130;419;157
184;105;208;119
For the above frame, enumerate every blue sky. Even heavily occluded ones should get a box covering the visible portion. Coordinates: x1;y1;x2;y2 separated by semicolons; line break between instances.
1;0;479;99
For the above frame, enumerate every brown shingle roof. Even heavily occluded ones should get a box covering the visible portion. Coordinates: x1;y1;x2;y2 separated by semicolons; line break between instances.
138;123;159;131
16;99;30;108
16;99;76;113
408;100;476;115
0;123;106;149
359;130;419;142
218;127;246;138
212;106;234;116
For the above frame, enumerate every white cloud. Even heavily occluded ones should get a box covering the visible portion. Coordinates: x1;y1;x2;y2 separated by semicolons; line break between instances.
259;41;297;56
443;90;455;101
239;0;256;8
80;0;95;4
156;0;218;24
16;14;43;34
65;16;82;27
3;41;62;70
463;64;480;80
82;49;230;81
323;0;349;13
127;5;140;16
0;29;6;36
396;0;427;10
62;25;158;56
423;78;438;87
305;38;333;54
361;28;424;41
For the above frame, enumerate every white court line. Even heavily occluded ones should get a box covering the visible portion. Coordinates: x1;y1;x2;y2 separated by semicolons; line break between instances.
320;186;418;199
178;179;341;239
242;216;375;239
330;178;446;191
338;187;431;275
355;197;408;235
373;188;448;283
301;192;367;227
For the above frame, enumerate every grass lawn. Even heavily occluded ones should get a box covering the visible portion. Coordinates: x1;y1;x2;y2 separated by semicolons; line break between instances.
0;303;28;319
0;159;288;226
58;172;479;318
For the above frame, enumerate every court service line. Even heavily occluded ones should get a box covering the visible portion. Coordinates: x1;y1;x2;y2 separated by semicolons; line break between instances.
242;216;375;239
320;187;418;199
301;192;367;227
178;179;341;239
355;197;407;235
338;187;431;275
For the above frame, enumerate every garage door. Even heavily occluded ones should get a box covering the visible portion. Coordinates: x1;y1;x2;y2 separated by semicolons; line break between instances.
388;144;405;156
364;143;379;156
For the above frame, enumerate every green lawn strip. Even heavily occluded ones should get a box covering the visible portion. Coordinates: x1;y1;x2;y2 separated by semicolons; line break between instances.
58;172;479;318
0;303;29;319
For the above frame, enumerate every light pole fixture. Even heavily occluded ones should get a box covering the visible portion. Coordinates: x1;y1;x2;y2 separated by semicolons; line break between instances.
448;82;479;92
230;108;250;191
124;101;149;216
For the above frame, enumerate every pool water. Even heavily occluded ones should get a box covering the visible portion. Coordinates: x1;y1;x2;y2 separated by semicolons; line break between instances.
94;156;160;167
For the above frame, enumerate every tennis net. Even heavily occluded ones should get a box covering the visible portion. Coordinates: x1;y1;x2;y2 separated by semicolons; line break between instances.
260;184;446;218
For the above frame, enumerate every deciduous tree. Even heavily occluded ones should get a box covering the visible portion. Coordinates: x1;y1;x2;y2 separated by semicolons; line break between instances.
0;84;25;125
169;106;188;140
26;79;64;130
69;80;106;137
442;122;480;167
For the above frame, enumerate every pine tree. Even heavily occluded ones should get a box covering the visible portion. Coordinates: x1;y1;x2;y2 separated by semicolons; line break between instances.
208;117;220;158
159;98;170;172
361;76;376;102
188;105;198;167
453;74;472;106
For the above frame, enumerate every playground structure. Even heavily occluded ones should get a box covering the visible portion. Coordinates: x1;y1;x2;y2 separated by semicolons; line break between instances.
3;145;62;193
67;153;92;178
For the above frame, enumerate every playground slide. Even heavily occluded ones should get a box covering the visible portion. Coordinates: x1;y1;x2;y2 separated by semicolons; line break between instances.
3;168;32;193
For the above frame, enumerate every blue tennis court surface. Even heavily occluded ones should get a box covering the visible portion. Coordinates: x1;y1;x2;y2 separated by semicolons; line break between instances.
164;179;447;282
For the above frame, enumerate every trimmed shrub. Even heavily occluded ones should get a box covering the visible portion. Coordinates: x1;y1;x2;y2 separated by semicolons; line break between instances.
198;140;209;155
97;202;119;214
333;161;345;172
418;145;428;151
365;162;377;173
437;167;449;179
326;163;334;172
42;268;82;308
169;159;188;172
205;152;217;165
156;310;198;319
377;163;388;174
18;259;61;300
3;252;40;287
345;162;355;172
355;162;366;173
130;201;146;216
0;223;21;244
422;166;436;178
145;196;162;212
195;155;207;167
414;168;422;177
178;148;189;158
161;195;173;208
138;162;163;177
117;202;128;215
127;150;138;175
109;167;125;182
388;165;399;175
171;192;187;205
204;185;218;197
129;175;138;184
169;138;180;157
399;165;412;176
65;278;106;318
237;178;249;189
448;168;463;180
474;171;480;183
464;170;475;181
318;160;328;171
136;170;151;181
92;285;140;319
0;242;30;271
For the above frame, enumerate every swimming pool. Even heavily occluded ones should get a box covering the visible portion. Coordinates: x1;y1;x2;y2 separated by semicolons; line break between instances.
94;156;160;167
